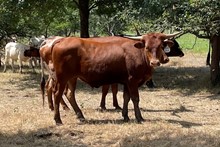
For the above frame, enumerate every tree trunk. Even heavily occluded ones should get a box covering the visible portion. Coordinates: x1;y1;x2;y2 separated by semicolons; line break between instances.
79;0;90;38
210;35;220;85
0;54;1;67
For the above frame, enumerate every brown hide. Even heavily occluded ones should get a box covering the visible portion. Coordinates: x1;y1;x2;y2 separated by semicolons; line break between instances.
51;33;170;125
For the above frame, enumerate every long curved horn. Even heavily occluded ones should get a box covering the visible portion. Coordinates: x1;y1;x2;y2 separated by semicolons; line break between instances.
165;32;182;39
125;36;143;40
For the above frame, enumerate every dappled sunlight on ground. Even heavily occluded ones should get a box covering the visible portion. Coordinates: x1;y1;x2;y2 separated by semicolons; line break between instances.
0;52;220;146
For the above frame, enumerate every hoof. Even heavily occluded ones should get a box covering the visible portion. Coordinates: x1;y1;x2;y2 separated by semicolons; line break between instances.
56;122;63;126
63;106;70;111
49;106;54;111
76;113;85;122
123;116;130;122
54;118;63;125
100;106;106;110
136;117;145;123
115;106;122;110
79;117;86;122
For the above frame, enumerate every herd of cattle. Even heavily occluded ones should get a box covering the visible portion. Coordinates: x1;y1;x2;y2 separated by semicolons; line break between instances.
1;33;184;125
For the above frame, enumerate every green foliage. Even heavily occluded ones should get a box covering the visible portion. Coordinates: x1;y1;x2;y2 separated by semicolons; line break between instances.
156;0;220;37
89;0;131;36
0;0;219;40
93;0;130;16
0;0;25;37
0;0;79;38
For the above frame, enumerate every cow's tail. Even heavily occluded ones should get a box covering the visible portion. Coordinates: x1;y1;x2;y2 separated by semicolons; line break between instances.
206;40;211;66
40;57;46;107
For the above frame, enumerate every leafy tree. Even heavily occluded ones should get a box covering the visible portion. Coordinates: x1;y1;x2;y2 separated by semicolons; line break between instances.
73;0;130;37
19;0;76;37
0;0;80;40
90;9;128;36
0;0;25;39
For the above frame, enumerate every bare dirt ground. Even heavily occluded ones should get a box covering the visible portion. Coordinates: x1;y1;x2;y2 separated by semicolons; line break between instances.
0;51;220;147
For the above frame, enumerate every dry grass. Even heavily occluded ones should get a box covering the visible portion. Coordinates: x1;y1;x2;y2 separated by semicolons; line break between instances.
1;51;220;147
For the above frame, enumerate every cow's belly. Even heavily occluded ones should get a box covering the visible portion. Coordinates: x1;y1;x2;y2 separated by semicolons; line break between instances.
79;70;127;88
8;54;18;60
9;55;29;61
9;50;29;61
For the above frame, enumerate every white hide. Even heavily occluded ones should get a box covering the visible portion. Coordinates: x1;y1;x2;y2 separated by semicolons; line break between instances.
29;36;45;48
3;42;34;73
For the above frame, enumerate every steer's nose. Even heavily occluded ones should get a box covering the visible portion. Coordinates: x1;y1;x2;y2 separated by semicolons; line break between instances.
150;60;160;67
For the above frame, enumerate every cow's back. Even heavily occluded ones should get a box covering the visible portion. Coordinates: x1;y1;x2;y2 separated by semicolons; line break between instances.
40;36;63;64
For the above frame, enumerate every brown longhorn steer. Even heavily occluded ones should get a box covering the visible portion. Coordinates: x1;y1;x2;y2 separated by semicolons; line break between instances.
50;32;179;125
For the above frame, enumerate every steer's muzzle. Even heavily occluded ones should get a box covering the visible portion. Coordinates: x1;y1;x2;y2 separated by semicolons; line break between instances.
150;60;160;67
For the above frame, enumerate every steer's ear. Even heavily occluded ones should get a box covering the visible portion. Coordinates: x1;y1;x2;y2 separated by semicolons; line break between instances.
134;41;145;49
164;39;174;48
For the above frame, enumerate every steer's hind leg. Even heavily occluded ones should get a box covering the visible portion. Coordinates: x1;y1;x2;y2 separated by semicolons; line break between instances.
66;78;85;121
46;78;54;111
122;85;130;122
111;84;122;110
100;85;110;110
47;78;69;111
53;81;66;125
61;86;70;110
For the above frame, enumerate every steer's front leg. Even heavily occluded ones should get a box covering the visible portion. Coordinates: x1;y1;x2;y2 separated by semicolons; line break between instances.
128;84;144;123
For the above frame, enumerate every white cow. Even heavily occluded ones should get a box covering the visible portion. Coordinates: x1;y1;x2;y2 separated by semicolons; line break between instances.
29;36;45;48
3;42;35;73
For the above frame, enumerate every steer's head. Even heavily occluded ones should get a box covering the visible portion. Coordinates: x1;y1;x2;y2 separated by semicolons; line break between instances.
24;46;40;57
129;32;181;67
164;39;184;57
